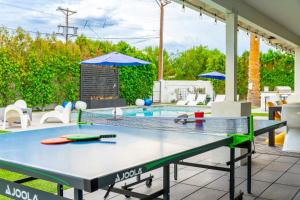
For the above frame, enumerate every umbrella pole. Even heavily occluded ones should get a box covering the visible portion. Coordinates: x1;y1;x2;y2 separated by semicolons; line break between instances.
114;68;117;120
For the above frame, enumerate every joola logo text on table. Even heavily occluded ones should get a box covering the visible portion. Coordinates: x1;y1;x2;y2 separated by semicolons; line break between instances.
115;168;143;182
5;185;39;200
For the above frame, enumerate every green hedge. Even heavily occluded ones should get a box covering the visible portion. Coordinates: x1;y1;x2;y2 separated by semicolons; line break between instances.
0;30;156;107
0;28;294;106
164;46;293;100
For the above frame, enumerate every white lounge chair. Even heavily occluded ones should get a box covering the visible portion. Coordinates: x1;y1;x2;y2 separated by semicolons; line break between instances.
207;95;226;106
187;94;207;106
2;105;31;129
40;102;72;124
176;94;196;106
176;100;188;106
282;104;300;153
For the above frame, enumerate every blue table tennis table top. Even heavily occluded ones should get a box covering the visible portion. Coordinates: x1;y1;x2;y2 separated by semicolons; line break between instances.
0;119;285;190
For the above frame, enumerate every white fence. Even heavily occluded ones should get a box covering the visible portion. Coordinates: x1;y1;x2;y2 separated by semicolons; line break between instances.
153;80;214;103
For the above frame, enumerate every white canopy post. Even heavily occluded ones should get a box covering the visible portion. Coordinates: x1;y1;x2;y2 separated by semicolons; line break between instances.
295;47;300;95
225;12;238;101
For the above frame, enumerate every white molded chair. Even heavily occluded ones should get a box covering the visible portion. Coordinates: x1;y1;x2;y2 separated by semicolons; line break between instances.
187;94;207;106
40;102;72;124
2;105;30;129
282;104;300;152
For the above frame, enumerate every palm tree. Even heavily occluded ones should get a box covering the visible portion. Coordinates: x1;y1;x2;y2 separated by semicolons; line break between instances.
247;34;261;106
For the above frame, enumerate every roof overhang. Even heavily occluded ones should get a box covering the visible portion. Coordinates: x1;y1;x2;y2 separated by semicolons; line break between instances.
172;0;300;53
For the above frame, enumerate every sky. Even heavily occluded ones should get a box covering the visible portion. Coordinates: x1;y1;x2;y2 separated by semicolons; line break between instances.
0;0;273;55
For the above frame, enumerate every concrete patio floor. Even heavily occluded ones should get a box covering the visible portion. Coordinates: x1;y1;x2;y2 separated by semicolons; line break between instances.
62;150;300;200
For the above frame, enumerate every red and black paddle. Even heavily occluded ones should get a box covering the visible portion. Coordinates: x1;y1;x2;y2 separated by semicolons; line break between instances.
41;134;117;145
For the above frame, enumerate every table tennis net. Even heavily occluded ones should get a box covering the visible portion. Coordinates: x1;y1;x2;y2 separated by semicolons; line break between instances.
78;110;250;135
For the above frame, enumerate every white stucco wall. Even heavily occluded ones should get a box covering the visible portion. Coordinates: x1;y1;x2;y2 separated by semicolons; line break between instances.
153;80;214;103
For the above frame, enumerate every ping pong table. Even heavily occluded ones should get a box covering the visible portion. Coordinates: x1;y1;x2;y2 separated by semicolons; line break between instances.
0;113;286;200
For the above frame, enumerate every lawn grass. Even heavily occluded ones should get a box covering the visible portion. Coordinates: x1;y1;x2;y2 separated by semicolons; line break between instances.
205;112;268;117
252;112;268;117
0;131;68;200
0;170;65;200
0;130;9;134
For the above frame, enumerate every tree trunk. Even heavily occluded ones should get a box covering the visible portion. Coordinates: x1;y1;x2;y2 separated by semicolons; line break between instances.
247;34;261;107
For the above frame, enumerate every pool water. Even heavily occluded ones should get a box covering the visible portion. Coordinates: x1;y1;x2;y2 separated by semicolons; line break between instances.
93;106;209;117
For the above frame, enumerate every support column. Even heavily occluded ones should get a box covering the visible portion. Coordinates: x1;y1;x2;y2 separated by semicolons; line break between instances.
295;47;300;95
225;12;238;101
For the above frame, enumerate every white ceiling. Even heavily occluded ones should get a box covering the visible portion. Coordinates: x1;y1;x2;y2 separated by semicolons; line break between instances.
173;0;300;51
242;0;300;38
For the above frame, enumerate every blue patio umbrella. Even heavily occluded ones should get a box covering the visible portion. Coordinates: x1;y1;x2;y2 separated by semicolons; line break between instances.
80;52;151;66
80;52;151;119
198;71;225;80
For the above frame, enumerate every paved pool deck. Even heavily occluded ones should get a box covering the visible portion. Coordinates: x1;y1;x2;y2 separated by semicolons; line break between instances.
1;109;299;200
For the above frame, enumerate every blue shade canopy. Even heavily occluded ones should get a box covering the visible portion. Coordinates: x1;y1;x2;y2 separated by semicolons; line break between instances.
80;52;151;67
198;71;225;80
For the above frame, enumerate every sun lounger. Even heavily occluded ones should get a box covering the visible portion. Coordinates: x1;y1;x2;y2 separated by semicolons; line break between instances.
176;94;196;106
187;94;207;106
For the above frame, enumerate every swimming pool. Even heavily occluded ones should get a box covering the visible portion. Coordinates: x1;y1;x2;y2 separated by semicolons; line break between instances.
90;106;209;117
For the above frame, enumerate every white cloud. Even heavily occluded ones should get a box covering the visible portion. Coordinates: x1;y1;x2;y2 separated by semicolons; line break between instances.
0;0;273;54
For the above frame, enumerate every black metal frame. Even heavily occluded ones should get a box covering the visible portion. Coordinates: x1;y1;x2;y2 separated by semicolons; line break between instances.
0;120;286;200
174;141;251;200
172;119;286;200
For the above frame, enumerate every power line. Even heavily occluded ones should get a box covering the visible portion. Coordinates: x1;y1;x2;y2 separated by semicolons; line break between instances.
56;7;78;42
0;2;58;17
131;38;158;44
0;25;55;36
80;19;159;41
0;25;158;41
86;35;159;40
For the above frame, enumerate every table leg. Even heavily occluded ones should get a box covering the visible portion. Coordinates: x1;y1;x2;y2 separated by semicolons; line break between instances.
268;108;276;147
247;143;252;194
268;131;275;146
57;184;63;196
74;188;83;200
265;96;268;112
163;165;170;200
174;163;178;180
229;148;235;200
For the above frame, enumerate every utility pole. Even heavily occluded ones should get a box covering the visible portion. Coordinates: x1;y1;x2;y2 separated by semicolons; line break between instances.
156;0;170;103
56;7;78;42
157;0;171;81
